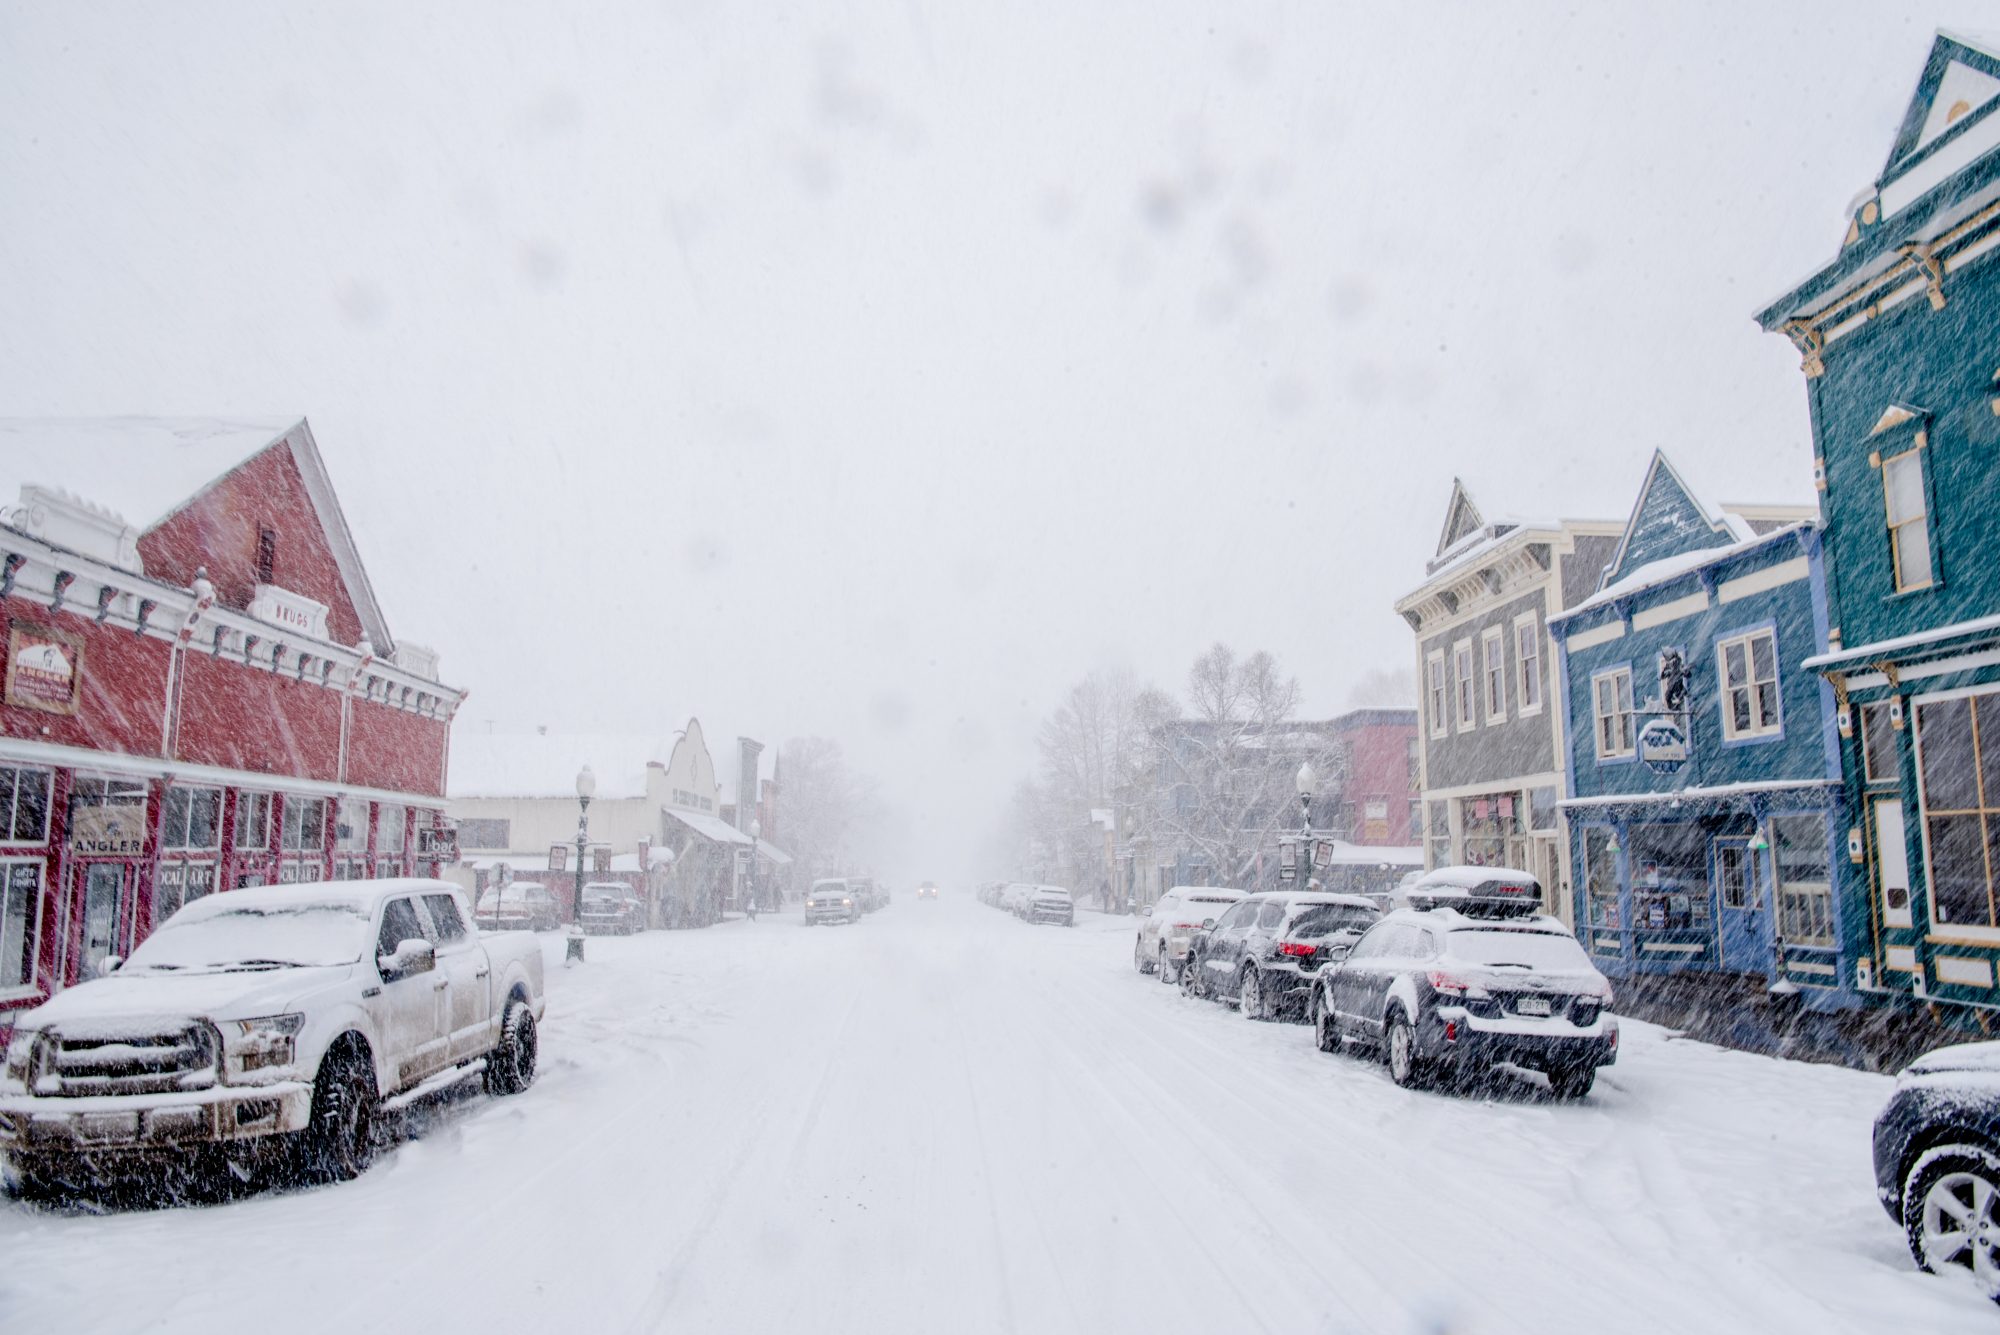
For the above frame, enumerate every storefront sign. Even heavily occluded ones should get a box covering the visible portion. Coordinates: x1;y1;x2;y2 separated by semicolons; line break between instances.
548;844;568;872
68;796;147;855
1638;718;1690;775
6;623;83;716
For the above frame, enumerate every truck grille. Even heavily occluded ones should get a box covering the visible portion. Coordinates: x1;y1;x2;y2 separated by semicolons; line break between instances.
45;1023;220;1097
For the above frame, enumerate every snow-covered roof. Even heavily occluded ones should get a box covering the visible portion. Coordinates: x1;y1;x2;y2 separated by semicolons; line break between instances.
1559;779;1839;809
0;416;300;531
449;729;674;800
664;805;753;846
1552;523;1809;624
1802;611;2000;672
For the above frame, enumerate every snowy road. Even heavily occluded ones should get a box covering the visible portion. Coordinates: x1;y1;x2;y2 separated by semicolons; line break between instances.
2;895;1993;1334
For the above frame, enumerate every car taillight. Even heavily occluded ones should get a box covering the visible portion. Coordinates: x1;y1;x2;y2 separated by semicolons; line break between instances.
1277;942;1316;957
1173;922;1204;931
1444;1019;1459;1042
1427;969;1469;997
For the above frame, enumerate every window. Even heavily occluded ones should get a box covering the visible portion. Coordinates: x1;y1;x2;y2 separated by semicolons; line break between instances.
1592;667;1635;759
377;804;406;859
335;797;369;851
1883;448;1933;592
161;787;222;851
1628;822;1710;930
457;817;511;850
1453;640;1475;730
1426;651;1447;738
1515;614;1542;715
1860;702;1898;785
1426;800;1450;869
1717;628;1782;741
1716;842;1750;910
0;767;51;843
1256;900;1285;930
1773;815;1833;948
1917;691;2000;930
280;796;327;853
1;859;42;991
1481;626;1506;722
422;893;468;944
257;526;277;584
235;792;272;850
153;861;216;925
378;897;425;957
1583;828;1619;928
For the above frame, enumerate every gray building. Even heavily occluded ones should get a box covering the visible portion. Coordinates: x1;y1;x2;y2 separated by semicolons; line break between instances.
1396;480;1622;921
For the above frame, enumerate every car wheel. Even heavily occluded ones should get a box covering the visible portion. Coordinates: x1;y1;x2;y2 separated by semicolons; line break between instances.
1240;967;1266;1021
1386;1013;1428;1091
484;999;539;1096
1179;956;1204;998
1135;936;1153;974
1312;990;1339;1053
297;1047;377;1184
1549;1065;1596;1101
1906;1146;2000;1298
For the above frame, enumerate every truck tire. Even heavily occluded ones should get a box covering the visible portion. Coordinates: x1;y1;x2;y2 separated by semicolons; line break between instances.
298;1046;376;1184
486;1000;538;1096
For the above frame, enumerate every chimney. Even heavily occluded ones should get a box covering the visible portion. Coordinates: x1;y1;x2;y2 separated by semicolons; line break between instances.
735;737;764;832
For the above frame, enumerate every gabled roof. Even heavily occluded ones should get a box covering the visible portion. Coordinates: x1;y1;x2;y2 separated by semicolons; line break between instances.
0;416;397;654
1598;451;1740;591
1882;30;2000;181
1435;478;1487;558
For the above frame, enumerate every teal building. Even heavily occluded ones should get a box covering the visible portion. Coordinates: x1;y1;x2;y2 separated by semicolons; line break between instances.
1550;455;1843;1007
1757;31;2000;1016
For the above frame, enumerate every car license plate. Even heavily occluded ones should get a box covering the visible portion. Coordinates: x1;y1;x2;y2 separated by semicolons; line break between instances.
1516;997;1552;1017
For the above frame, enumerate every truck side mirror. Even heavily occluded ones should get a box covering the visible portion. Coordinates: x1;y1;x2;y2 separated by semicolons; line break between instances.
379;938;435;981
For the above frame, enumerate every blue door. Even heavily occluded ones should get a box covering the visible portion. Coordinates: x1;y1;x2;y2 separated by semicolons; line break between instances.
1713;838;1766;974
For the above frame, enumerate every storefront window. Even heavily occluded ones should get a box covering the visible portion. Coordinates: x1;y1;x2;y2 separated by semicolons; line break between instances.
235;792;272;850
1426;800;1449;868
281;796;328;853
1628;822;1709;930
1459;794;1522;868
1773;814;1833;947
1584;827;1619;928
1918;692;2000;930
161;787;222;850
1;859;41;990
335;796;369;852
153;861;216;924
0;767;52;843
377;804;406;861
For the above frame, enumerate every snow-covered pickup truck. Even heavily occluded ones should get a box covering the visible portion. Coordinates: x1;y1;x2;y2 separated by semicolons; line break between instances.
0;879;544;1195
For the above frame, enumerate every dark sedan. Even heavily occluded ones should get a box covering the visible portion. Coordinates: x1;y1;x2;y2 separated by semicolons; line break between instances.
1181;892;1379;1019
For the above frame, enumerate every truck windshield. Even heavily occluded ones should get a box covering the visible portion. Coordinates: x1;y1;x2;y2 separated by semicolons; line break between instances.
125;902;374;972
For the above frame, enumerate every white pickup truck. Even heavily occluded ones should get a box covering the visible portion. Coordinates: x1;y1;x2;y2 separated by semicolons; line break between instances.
0;878;545;1195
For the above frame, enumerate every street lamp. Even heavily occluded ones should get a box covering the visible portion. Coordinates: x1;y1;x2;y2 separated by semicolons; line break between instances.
1295;761;1317;886
748;817;761;915
569;765;595;963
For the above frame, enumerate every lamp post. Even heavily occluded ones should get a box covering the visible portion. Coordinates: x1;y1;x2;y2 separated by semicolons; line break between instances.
1295;761;1317;888
748;817;761;914
569;765;594;963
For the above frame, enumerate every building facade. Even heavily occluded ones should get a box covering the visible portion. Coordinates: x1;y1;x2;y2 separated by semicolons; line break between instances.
1757;31;2000;1016
1397;480;1623;918
1550;453;1845;1006
0;418;464;1011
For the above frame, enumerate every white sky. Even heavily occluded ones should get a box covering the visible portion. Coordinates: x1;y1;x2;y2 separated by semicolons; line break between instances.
0;2;1981;883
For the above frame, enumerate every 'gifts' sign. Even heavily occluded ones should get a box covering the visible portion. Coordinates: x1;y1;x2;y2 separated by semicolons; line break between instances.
6;623;83;716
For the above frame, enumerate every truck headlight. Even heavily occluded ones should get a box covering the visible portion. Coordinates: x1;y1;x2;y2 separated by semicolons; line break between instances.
222;1013;305;1080
3;1026;44;1085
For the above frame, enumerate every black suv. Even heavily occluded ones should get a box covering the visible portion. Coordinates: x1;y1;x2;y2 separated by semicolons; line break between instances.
1180;892;1380;1020
1310;867;1617;1098
1873;1041;2000;1300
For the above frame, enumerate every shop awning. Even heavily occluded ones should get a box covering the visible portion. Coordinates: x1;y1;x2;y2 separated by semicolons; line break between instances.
662;806;755;846
756;842;793;866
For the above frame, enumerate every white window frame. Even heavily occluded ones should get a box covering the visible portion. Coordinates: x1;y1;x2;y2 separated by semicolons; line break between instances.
0;766;52;845
1453;639;1476;731
235;791;273;851
1481;625;1507;723
1514;613;1543;716
1592;666;1635;760
161;785;223;852
0;856;44;998
1716;626;1784;742
1911;682;2000;942
1425;650;1448;740
1882;446;1934;593
280;796;328;854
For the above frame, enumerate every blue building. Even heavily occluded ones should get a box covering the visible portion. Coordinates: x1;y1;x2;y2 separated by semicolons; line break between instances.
1549;453;1853;1010
1756;31;2000;1019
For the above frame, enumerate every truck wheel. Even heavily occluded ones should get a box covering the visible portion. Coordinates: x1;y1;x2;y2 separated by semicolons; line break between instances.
486;1000;538;1096
298;1048;376;1184
1549;1066;1596;1101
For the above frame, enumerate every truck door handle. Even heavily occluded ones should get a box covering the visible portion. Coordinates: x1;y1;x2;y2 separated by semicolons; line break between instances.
475;968;490;980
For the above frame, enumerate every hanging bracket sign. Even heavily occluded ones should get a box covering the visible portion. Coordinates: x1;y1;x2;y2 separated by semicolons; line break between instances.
1638;718;1690;775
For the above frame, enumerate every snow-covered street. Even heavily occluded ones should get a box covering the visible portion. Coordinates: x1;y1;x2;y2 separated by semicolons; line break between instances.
2;897;1993;1334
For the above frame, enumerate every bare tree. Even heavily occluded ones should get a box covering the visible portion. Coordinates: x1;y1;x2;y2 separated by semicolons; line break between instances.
774;736;883;883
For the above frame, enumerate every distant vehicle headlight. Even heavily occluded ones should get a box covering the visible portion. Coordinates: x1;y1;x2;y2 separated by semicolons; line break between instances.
842;898;853;906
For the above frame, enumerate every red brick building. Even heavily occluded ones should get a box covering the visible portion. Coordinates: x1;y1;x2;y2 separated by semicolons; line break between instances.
1327;707;1421;847
0;418;464;1010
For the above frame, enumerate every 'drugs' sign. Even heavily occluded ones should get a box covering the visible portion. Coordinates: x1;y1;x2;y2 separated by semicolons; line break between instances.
5;623;82;716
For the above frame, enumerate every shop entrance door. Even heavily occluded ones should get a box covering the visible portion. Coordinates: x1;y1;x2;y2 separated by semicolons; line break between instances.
69;861;135;985
1713;838;1764;973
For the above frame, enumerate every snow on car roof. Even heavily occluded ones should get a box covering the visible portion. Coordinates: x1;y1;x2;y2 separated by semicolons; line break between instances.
170;878;456;920
1417;866;1540;891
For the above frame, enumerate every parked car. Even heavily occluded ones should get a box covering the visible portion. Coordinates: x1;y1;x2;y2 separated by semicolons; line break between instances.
805;879;862;925
999;883;1035;916
1024;885;1074;926
579;882;645;935
1134;886;1246;983
847;878;886;913
916;882;940;900
0;880;545;1198
474;881;561;932
1180;891;1379;1018
1309;866;1617;1099
1873;1040;2000;1300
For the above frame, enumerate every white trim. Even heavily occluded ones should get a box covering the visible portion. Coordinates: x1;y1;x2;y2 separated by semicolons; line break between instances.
1417;771;1565;803
1717;556;1810;604
1452;638;1476;732
1566;622;1625;651
1886;944;1919;972
1632;592;1711;632
0;736;446;811
1591;665;1636;760
1937;956;1998;989
1480;625;1507;724
1559;779;1838;809
1716;626;1783;742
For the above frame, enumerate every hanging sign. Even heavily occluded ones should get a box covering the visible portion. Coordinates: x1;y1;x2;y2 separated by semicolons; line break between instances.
69;796;147;855
7;623;83;716
1638;718;1690;775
